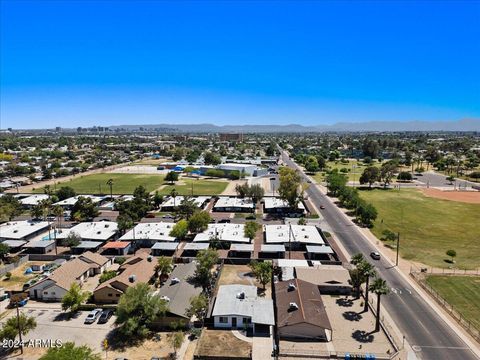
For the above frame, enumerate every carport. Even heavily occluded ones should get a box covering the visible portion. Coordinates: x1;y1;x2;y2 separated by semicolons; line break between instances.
259;244;285;259
306;245;334;261
181;242;209;257
229;244;254;258
151;242;179;256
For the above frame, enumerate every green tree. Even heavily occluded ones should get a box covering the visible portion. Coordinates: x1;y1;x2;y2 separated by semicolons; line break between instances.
249;261;272;290
204;152;221;165
350;253;366;266
356;202;377;227
348;268;365;299
72;197;99;221
60;232;81;248
115;283;168;338
369;277;390;332
117;214;134;234
177;196;197;220
156;256;173;282
0;194;23;221
446;249;457;263
165;171;179;184
106;178;114;200
304;155;319;173
195;249;219;288
326;171;348;196
61;283;89;314
244;221;260;241
278;167;302;208
358;261;377;312
359;166;380;188
39;342;101;360
380;161;398;187
153;191;163;209
0;313;37;341
99;270;117;283
397;171;412;181
186;294;208;326
52;205;64;229
169;331;185;357
0;243;10;263
55;186;76;201
188;211;211;234
31;203;45;220
170;219;189;239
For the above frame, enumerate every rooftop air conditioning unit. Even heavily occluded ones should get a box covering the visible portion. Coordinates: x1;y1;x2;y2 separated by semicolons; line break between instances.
160;296;170;302
147;256;153;262
171;277;180;284
288;283;296;291
237;292;245;300
128;274;137;283
289;302;299;310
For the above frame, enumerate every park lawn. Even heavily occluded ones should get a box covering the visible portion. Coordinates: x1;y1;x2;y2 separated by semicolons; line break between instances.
33;173;166;194
426;275;480;331
158;178;228;196
313;159;381;183
359;188;480;269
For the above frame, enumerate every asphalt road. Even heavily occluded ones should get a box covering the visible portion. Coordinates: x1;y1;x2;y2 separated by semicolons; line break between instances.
281;150;479;360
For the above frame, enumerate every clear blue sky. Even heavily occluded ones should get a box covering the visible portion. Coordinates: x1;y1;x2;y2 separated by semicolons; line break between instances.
1;0;479;129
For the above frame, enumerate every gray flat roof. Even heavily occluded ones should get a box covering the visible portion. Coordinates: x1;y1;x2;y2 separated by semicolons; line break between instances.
74;241;103;249
261;244;286;253
306;245;334;254
151;242;179;251
230;244;254;252
1;240;27;247
23;240;55;248
183;243;209;251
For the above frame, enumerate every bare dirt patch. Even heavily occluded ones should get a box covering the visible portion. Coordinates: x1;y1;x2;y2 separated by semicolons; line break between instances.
195;329;251;359
421;188;480;204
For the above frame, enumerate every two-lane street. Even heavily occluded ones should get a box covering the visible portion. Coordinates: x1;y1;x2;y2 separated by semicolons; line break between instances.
281;150;479;360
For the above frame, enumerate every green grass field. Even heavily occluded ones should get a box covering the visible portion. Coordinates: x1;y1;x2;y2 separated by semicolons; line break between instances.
359;188;480;269
159;178;228;196
313;160;381;183
33;173;166;194
426;275;480;331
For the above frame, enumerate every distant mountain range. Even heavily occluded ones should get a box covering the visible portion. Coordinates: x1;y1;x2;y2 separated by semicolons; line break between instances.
109;118;480;133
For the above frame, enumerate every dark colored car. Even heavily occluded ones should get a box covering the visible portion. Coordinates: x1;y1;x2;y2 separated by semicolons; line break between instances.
370;251;381;260
98;309;114;324
218;219;231;223
320;205;325;209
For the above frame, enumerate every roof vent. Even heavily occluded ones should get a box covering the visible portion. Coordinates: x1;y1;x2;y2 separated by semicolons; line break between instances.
97;231;102;234
288;283;296;291
289;302;299;310
147;256;153;262
171;277;180;284
128;274;137;283
236;291;245;300
160;295;170;302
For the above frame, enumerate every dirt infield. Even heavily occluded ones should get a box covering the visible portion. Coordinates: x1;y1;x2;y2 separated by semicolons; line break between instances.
421;188;480;204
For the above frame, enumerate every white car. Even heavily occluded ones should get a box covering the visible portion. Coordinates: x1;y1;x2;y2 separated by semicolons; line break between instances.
84;308;103;324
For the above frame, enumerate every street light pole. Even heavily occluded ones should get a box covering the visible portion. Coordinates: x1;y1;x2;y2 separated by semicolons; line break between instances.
396;232;400;267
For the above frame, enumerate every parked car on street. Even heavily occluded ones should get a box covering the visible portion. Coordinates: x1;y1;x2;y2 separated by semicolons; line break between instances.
98;309;114;324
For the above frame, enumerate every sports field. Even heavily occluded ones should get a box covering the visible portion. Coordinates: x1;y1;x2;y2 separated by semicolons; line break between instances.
426;275;480;331
359;188;480;269
33;173;166;194
159;178;228;196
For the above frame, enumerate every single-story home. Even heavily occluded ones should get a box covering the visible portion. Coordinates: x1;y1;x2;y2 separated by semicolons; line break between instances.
295;266;352;295
212;284;274;335
275;278;332;341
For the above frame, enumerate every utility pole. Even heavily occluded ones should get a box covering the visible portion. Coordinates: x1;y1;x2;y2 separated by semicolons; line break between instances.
396;232;400;266
16;302;23;354
288;223;292;260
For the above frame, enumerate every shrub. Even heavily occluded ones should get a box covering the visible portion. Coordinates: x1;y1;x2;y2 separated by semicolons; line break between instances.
114;256;126;265
4;272;12;280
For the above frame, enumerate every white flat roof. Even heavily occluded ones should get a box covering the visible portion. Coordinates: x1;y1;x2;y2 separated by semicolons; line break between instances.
160;196;210;209
261;244;286;253
1;240;27;247
0;221;50;240
56;221;118;241
214;197;255;210
276;259;309;268
20;194;50;206
74;241;103;249
151;242;179;251
23;240;55;248
263;197;305;210
183;243;209;251
264;225;324;245
230;244;254;252
306;245;334;254
193;223;250;243
119;222;176;242
54;195;103;207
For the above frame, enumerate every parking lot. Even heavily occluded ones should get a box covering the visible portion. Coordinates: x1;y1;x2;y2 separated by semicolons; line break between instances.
1;302;114;353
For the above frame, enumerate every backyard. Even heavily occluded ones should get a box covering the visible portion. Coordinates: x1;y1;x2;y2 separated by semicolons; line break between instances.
359;188;480;269
426;275;480;331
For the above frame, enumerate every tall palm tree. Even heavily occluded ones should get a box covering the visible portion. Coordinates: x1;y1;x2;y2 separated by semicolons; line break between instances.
348;268;365;299
350;253;365;266
106;178;114;200
170;188;179;207
358;261;377;312
369;277;390;332
155;256;173;285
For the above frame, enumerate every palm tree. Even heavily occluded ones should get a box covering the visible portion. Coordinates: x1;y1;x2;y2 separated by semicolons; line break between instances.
358;261;377;312
348;268;365;299
53;205;63;229
170;188;179;207
106;178;114;200
155;256;173;285
350;253;365;266
369;277;390;332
